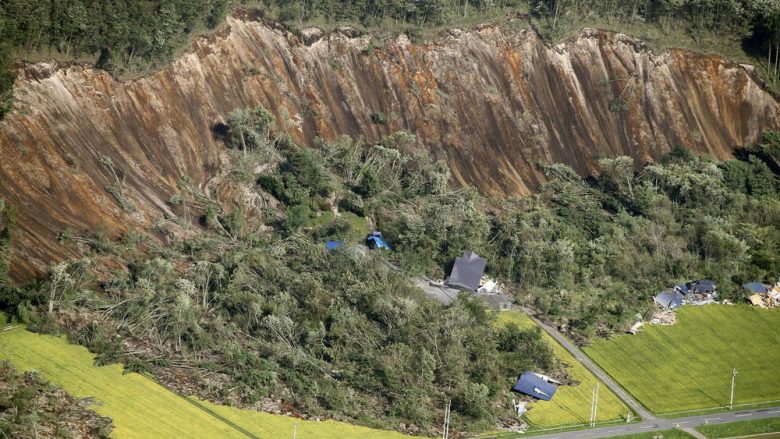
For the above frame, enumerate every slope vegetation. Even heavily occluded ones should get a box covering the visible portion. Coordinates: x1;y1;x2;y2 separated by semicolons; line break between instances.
0;321;410;439
0;10;778;280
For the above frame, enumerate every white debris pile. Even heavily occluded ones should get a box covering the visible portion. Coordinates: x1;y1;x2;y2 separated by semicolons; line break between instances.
649;310;677;325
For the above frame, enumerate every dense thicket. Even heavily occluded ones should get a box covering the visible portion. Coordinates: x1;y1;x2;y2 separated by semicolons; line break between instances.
1;106;778;433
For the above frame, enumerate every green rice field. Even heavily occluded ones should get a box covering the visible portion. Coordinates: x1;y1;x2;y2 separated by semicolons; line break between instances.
697;417;780;438
607;429;695;439
496;311;630;428
585;305;780;415
0;318;410;439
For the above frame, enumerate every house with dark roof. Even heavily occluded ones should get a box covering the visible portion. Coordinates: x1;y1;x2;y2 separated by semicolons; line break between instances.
512;372;557;401
446;251;487;292
654;290;684;309
689;279;716;294
743;282;769;294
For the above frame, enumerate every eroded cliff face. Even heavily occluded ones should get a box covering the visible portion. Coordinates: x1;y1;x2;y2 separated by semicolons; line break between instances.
1;11;778;279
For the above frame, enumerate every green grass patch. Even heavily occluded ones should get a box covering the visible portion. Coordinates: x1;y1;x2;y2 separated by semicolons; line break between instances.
496;311;629;429
0;319;411;439
697;417;780;438
585;306;780;415
607;429;696;439
306;210;369;243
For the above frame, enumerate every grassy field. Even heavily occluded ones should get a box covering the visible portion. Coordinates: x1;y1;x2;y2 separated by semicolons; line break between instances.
0;319;410;439
585;305;780;415
607;429;695;439
496;311;629;429
697;417;780;438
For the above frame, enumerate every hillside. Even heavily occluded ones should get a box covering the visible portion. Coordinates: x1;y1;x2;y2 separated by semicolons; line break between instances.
0;10;778;280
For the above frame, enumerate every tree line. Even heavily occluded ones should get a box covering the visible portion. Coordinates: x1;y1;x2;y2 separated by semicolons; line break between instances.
1;0;779;120
0;0;229;118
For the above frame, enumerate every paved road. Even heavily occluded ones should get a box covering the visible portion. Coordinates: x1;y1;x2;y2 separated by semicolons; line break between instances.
414;276;460;304
520;308;657;422
514;406;780;439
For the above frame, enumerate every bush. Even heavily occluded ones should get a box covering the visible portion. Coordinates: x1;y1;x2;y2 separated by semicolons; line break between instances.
370;111;387;125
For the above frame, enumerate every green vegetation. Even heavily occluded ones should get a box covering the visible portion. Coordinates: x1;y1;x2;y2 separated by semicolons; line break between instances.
0;199;13;288
0;360;113;438
585;306;780;414
697;417;780;438
608;429;695;439
0;0;229;118
0;320;411;439
496;311;628;428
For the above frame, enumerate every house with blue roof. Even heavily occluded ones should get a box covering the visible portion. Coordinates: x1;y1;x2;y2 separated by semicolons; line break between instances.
512;372;557;401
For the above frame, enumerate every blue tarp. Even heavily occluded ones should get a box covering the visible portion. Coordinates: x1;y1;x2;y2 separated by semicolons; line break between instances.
326;240;343;251
366;231;392;250
512;372;557;401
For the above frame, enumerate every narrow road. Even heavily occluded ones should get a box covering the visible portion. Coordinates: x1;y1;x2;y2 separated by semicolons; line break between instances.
520;308;656;421
511;406;780;439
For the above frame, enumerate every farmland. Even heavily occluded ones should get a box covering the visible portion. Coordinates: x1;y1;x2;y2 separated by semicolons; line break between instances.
697;417;780;438
607;429;695;439
0;319;410;439
496;311;629;428
585;305;780;415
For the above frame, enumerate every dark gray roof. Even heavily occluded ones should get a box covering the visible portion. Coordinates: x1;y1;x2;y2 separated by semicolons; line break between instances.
654;291;683;309
447;251;487;291
691;280;716;293
742;282;769;294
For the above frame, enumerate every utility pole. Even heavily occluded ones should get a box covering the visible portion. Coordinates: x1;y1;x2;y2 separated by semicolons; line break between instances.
590;383;600;427
730;368;738;410
442;399;451;439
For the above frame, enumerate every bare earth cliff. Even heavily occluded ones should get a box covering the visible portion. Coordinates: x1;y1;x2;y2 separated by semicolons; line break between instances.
1;11;778;279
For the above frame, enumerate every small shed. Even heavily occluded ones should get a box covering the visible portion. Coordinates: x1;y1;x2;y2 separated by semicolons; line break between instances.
447;251;487;291
512;372;557;401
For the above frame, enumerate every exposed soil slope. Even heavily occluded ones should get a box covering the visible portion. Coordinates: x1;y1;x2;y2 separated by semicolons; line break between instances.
1;11;777;279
